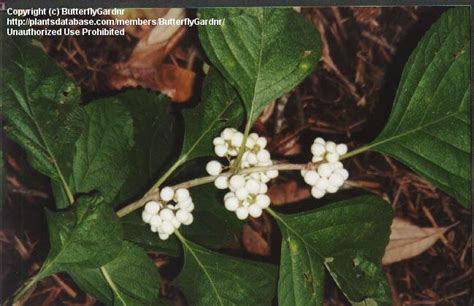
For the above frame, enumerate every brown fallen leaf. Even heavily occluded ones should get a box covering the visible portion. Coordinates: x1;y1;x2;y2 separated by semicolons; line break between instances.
382;218;455;265
108;8;196;102
242;224;270;256
268;181;310;205
109;64;195;103
112;8;172;39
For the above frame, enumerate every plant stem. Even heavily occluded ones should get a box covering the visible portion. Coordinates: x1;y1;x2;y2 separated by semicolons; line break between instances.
174;229;186;243
13;275;40;304
100;267;127;305
340;144;372;160
116;143;368;219
148;158;184;195
116;161;318;218
232;121;252;173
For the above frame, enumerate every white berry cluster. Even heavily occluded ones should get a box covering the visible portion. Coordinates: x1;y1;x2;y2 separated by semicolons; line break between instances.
301;137;349;199
141;187;194;240
206;128;278;220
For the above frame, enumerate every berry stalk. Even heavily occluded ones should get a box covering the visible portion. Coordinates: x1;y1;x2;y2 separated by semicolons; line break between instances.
115;162;317;218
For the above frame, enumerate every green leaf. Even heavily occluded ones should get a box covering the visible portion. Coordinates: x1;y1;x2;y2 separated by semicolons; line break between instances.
69;241;162;305
181;185;242;248
178;69;244;165
198;8;321;123
118;90;178;202
272;196;392;305
71;100;134;204
121;212;180;256
1;38;83;204
67;267;112;303
175;236;277;306
366;8;471;207
39;194;122;278
121;185;242;255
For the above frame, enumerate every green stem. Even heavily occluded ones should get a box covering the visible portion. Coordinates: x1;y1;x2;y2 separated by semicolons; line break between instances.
265;207;277;218
232;121;252;173
339;144;372;160
100;267;127;305
148;158;184;195
13;274;40;304
13;165;75;303
174;229;186;242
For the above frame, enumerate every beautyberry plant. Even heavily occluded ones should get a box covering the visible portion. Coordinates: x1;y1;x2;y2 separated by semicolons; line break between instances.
2;7;470;306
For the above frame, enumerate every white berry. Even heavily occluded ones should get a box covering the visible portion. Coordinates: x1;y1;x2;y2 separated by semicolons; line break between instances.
245;137;255;149
246;152;258;165
229;175;245;190
235;188;249;201
182;213;193;225
224;192;234;200
206;160;223;176
316;178;329;190
171;217;181;229
336;144;348;155
215;144;228;157
160;187;174;202
144;201;160;214
260;173;271;183
176;209;189;223
257;150;271;163
304;171;319;186
150;215;162;227
142;211;153;223
311;187;325;199
245;179;261;194
318;163;332;178
175;188;190;202
161;221;175;235
326;141;337;153
314;137;325;144
159;208;174;221
256;194;271;208
224;196;239;211
236;207;249;220
335;168;349;180
312;156;323;163
214;175;228;189
326;185;338;193
311;143;325;156
181;201;194;212
256;137;267;148
326;152;339;163
231;132;244;147
248;204;263;218
329;173;344;187
266;169;279;179
159;233;169;240
213;137;225;146
222;128;235;140
178;198;193;209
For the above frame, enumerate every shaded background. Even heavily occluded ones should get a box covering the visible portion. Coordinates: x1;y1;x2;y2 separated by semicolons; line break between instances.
1;7;471;305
